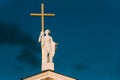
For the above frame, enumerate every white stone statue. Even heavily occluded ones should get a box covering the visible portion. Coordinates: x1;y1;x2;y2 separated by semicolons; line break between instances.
38;29;57;63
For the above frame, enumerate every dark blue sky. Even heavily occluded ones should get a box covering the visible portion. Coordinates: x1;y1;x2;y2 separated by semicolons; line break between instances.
0;0;120;80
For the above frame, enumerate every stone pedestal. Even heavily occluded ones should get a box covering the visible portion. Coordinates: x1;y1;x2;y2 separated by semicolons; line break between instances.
42;62;54;71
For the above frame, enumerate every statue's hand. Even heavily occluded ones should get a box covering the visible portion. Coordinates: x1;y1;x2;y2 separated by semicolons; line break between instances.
40;32;44;36
55;43;58;46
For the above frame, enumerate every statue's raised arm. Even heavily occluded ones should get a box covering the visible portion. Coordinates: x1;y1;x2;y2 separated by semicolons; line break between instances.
38;32;45;46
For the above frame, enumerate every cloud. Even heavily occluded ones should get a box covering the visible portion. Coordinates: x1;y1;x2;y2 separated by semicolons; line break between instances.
0;21;37;48
17;49;40;67
0;21;40;68
0;21;89;73
71;64;89;72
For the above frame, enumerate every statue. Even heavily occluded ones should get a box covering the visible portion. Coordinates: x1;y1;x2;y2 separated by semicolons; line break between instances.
39;29;57;63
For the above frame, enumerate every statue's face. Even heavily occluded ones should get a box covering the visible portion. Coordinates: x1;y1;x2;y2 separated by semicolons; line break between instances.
45;30;50;35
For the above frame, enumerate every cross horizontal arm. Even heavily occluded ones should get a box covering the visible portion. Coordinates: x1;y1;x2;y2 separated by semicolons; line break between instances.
30;13;55;16
44;14;55;16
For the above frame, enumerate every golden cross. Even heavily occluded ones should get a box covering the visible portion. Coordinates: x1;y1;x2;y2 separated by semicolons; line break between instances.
30;3;55;32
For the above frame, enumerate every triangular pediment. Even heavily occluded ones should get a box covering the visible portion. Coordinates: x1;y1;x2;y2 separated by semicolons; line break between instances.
23;70;76;80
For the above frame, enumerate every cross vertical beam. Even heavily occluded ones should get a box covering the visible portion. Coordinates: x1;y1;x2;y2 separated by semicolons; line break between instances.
41;3;44;32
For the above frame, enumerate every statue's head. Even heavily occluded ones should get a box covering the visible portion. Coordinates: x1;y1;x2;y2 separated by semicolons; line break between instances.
45;29;51;35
